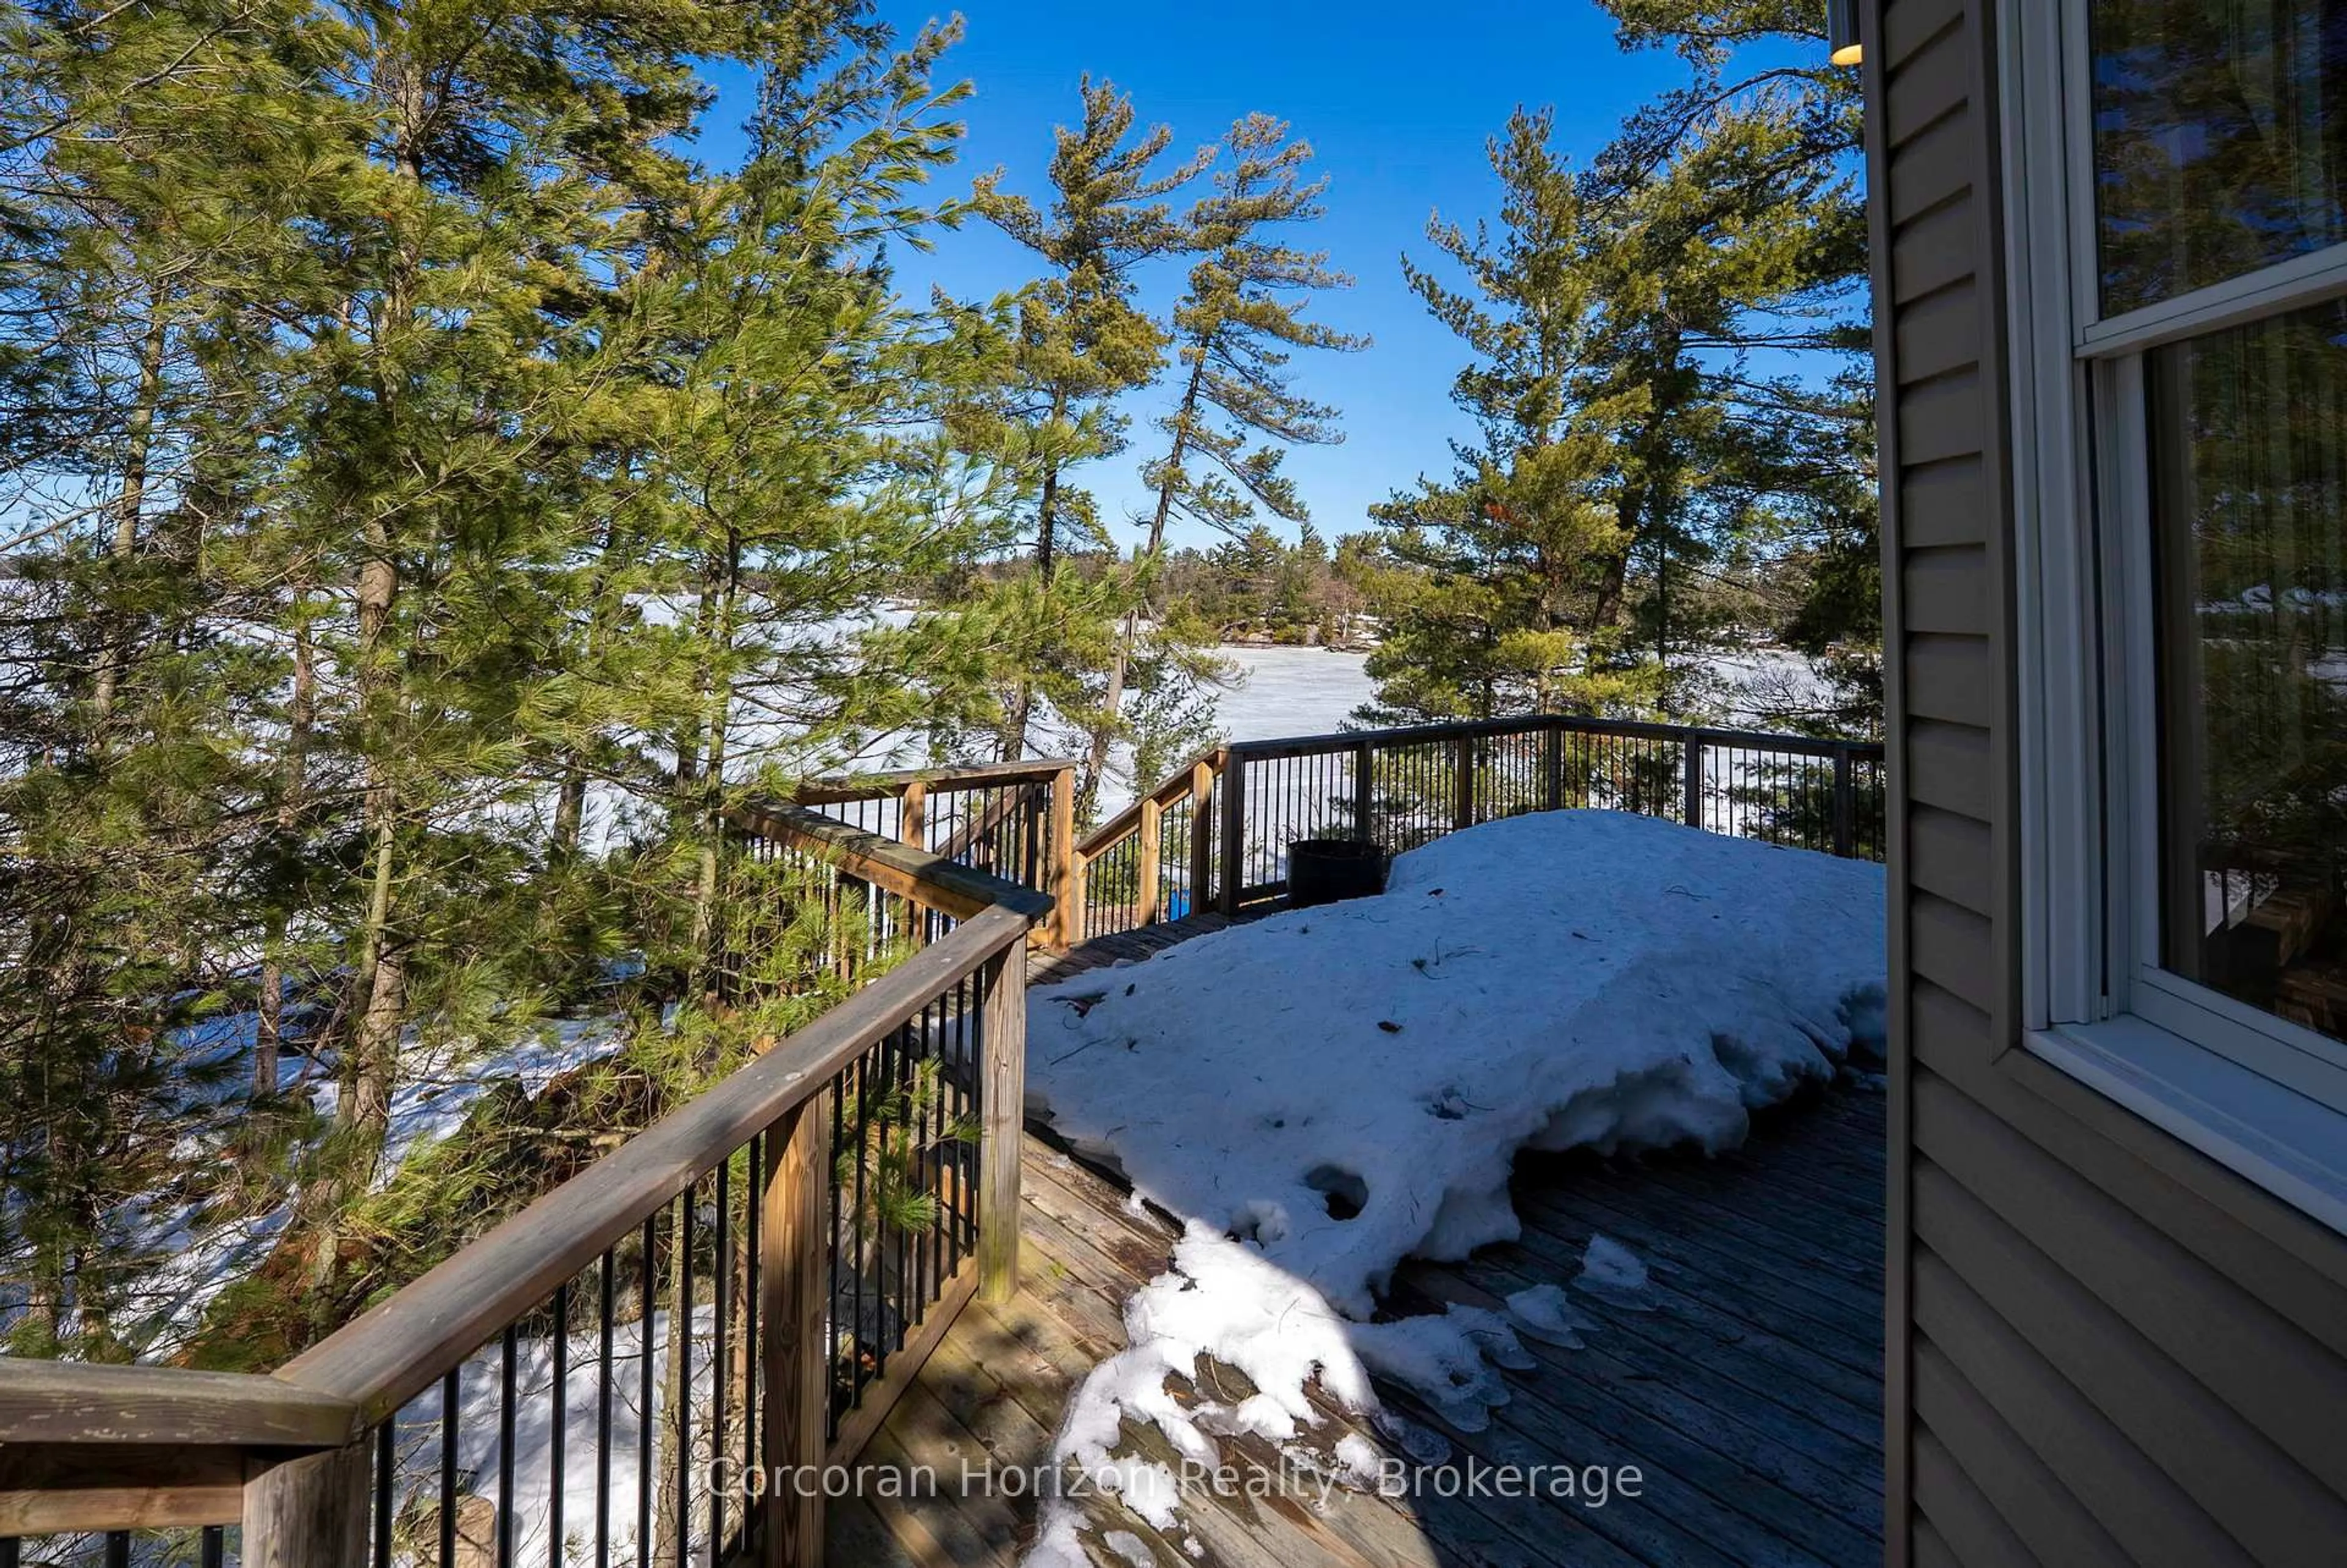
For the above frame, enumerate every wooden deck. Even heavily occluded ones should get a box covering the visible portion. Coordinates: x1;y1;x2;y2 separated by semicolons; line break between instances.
1026;909;1259;987
832;918;1887;1568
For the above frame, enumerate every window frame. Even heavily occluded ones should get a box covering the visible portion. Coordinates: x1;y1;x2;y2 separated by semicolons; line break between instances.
2000;0;2347;1236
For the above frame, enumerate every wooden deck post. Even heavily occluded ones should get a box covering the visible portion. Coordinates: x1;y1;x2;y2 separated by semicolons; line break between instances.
1136;796;1162;925
977;939;1028;1302
1218;750;1246;915
898;778;927;851
1452;735;1476;830
1048;766;1079;948
1683;735;1705;829
1353;740;1376;843
899;780;928;945
1189;757;1216;913
241;1440;369;1568
762;1097;831;1568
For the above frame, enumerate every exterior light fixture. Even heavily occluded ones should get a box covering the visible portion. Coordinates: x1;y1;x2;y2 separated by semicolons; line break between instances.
1827;0;1862;65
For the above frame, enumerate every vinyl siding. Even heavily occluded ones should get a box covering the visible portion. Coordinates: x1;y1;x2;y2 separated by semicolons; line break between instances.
1864;1;2347;1564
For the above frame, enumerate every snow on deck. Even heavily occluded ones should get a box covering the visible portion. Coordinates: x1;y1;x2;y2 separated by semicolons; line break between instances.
830;1088;1886;1568
983;811;1884;1560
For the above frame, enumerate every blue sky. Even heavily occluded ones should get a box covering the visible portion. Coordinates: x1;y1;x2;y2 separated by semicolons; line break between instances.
697;2;1705;554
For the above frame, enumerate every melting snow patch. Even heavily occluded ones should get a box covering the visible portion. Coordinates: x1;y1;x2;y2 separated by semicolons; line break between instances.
1504;1283;1593;1348
1574;1233;1653;1306
1023;811;1882;1555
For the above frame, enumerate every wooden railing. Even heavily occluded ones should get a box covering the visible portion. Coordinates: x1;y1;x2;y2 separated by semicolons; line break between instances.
1071;747;1225;940
0;804;1052;1568
0;716;1883;1564
1073;714;1886;941
791;758;1081;951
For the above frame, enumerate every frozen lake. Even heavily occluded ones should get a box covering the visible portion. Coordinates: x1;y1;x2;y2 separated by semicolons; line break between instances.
1091;643;1824;817
1202;643;1823;746
1211;645;1381;742
808;631;1830;822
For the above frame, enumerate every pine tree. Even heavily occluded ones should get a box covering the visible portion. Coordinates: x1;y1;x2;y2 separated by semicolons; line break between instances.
0;0;354;1354
1076;114;1365;821
1361;108;1651;723
1363;5;1873;733
975;78;1206;582
968;78;1208;760
611;13;1021;998
1590;0;1875;729
254;0;759;1301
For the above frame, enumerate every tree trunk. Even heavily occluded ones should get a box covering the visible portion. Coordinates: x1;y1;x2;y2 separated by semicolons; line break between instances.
89;309;167;726
1654;530;1671;717
343;535;403;1108
1079;359;1204;821
551;771;588;859
552;508;626;860
255;594;316;1105
648;1226;692;1566
683;552;739;1000
1035;458;1060;584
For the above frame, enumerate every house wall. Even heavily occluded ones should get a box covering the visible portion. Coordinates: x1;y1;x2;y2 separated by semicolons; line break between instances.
1863;2;2347;1564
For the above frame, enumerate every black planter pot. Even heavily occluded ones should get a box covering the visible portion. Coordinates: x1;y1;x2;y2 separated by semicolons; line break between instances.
1287;838;1389;907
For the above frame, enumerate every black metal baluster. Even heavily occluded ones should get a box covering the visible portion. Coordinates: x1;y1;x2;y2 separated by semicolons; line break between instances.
376;1420;395;1568
498;1325;518;1567
1028;783;1044;891
202;1526;226;1568
551;1282;568;1568
675;1189;694;1568
932;995;948;1295
944;985;961;1272
441;1366;461;1568
927;999;943;1305
638;1214;656;1568
103;1533;128;1568
600;1249;615;1568
743;1130;761;1496
911;1006;929;1318
883;1025;903;1367
963;973;979;1257
0;1537;17;1568
900;1019;917;1346
852;1048;870;1402
710;1157;730;1559
829;1069;847;1440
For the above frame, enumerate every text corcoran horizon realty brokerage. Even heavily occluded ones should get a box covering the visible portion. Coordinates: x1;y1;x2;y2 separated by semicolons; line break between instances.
707;1454;1647;1509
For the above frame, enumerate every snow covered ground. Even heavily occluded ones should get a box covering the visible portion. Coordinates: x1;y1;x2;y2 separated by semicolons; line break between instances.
82;1011;632;1361
1021;810;1885;1555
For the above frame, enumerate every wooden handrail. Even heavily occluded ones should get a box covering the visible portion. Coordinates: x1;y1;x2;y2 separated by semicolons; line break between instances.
792;757;1078;807
0;1362;358;1448
275;903;1033;1429
1067;712;1886;936
2;799;1056;1559
1074;745;1227;859
733;799;1055;923
775;765;1081;950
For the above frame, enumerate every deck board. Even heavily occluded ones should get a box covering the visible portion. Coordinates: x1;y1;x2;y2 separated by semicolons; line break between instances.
829;917;1886;1567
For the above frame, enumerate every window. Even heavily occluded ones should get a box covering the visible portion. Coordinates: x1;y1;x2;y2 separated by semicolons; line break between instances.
2003;0;2347;1233
2149;300;2347;1047
2092;1;2347;317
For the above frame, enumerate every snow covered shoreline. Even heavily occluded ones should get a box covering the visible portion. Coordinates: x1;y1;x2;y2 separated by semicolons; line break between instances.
1021;810;1886;1555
